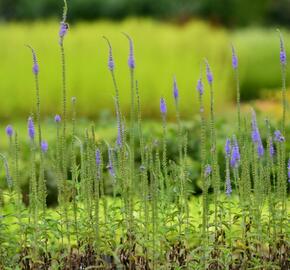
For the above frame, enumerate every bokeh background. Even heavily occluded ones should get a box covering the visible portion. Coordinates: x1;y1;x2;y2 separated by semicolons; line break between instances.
0;0;289;120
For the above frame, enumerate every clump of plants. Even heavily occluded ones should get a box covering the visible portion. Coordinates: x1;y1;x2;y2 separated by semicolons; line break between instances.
0;1;289;269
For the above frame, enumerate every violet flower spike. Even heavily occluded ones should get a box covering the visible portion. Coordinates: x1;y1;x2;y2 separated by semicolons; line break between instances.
204;164;212;177
205;59;213;84
6;125;13;137
231;44;238;70
160;97;167;115
173;76;179;102
41;140;48;153
274;130;285;142
230;137;240;168
197;78;204;96
54;114;61;123
277;29;286;66
269;138;275;157
123;32;135;69
26;45;39;75
28;117;35;140
103;36;115;71
96;149;101;166
225;175;232;196
225;138;231;158
288;158;290;182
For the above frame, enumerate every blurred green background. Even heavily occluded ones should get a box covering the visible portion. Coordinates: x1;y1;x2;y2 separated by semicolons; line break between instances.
0;0;289;120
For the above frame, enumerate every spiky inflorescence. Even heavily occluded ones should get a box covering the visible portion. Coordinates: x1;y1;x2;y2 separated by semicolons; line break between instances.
274;130;285;142
251;110;264;157
230;137;240;168
26;45;39;75
54;114;61;123
288;158;290;182
6;125;13;137
160;97;167;115
196;78;204;96
269;137;275;157
231;44;238;70
225;175;232;196
205;60;213;84
41;141;48;153
103;36;115;71
225;138;231;158
204;164;212;177
28;117;35;140
278;30;287;66
173;76;178;102
123;32;135;69
96;149;101;166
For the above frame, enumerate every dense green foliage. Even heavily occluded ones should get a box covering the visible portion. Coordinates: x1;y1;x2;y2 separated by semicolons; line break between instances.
1;0;290;27
0;20;290;120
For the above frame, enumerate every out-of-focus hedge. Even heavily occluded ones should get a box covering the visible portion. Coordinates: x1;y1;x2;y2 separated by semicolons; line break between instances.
1;0;290;27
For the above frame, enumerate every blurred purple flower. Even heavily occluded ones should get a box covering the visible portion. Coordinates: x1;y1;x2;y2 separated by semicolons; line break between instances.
26;45;39;75
288;158;290;182
41;140;48;153
274;130;285;142
205;60;213;84
59;22;68;39
204;164;212;177
6;125;13;137
123;33;135;69
231;44;238;69
28;117;35;140
160;97;167;115
225;175;232;196
278;30;286;65
230;138;240;168
96;149;101;166
269;138;275;157
103;36;114;71
54;114;61;123
197;78;204;96
173;76;178;102
225;138;231;158
251;110;264;157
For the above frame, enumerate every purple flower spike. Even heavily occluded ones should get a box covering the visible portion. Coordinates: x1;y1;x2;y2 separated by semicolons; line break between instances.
123;33;135;69
230;137;240;168
96;149;101;166
278;30;286;66
205;60;213;84
173;76;179;102
54;114;61;123
274;130;285;142
41;140;48;153
59;22;68;38
28;117;35;140
231;44;238;69
225;138;231;157
6;125;13;137
257;142;264;158
103;36;114;71
225;175;232;196
288;158;290;182
197;78;204;96
269;138;275;157
26;45;39;75
160;97;167;115
204;164;212;177
116;123;123;147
